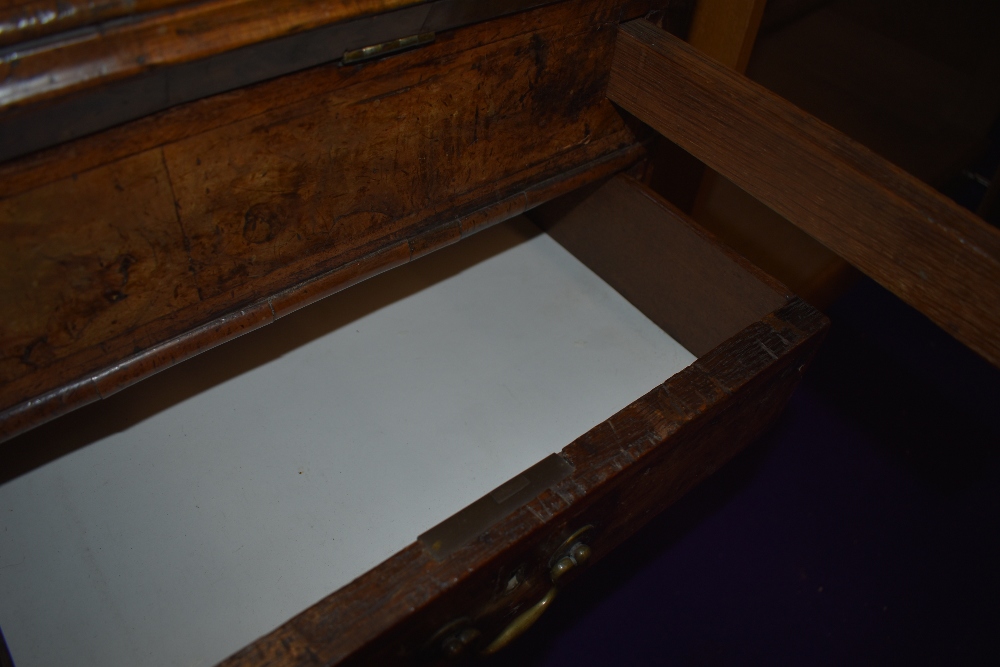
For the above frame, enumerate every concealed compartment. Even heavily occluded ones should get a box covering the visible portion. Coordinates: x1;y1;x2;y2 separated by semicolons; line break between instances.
0;176;826;667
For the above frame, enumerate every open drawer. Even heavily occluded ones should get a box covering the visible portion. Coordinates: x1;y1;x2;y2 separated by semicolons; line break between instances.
0;174;827;666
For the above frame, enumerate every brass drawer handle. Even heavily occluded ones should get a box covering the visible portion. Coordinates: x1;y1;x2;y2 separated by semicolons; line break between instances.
481;537;592;655
481;586;558;655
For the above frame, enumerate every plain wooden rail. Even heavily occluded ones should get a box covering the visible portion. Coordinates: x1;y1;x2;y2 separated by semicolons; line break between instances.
608;19;1000;368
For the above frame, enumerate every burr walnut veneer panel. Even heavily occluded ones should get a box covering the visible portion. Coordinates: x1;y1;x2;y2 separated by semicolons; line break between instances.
0;0;650;442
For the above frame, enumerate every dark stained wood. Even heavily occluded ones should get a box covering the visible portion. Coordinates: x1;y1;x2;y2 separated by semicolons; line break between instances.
0;0;424;109
214;236;827;666
0;0;581;162
0;1;194;46
531;174;790;356
0;2;665;164
0;0;655;443
686;0;767;72
608;19;1000;368
0;0;663;197
0;143;645;471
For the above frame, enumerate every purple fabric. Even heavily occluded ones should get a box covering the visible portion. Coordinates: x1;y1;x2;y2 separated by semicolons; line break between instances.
486;277;1000;666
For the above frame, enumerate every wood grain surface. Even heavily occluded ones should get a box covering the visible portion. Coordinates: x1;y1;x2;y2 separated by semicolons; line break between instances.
0;0;651;442
609;19;1000;368
0;0;584;162
0;0;424;107
0;0;192;45
642;0;765;228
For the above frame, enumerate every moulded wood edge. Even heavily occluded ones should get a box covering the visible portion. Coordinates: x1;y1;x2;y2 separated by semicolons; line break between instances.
217;296;827;666
0;144;646;444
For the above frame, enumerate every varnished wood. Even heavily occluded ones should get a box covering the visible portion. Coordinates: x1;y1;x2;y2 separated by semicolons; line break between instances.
0;0;652;443
531;174;789;356
215;177;828;667
0;0;423;109
0;144;645;444
609;19;1000;368
0;1;193;46
1;4;839;665
0;0;580;161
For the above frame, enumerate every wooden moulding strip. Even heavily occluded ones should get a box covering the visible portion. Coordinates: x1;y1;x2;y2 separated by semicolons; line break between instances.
608;19;1000;368
0;143;644;445
0;0;425;108
216;298;828;666
1;2;670;164
0;0;571;161
0;1;198;47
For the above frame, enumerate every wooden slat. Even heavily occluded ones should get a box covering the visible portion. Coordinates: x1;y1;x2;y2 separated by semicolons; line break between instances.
608;19;1000;368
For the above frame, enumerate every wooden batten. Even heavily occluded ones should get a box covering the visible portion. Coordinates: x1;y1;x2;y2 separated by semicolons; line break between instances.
607;19;1000;368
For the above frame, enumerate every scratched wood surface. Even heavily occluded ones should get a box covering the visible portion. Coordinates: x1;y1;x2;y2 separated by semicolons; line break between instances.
215;178;828;666
0;0;653;442
608;19;1000;368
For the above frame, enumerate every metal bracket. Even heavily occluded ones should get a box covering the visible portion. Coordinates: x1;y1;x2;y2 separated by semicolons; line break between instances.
343;32;435;64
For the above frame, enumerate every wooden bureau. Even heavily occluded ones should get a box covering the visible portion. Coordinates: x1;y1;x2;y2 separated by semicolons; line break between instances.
0;1;996;665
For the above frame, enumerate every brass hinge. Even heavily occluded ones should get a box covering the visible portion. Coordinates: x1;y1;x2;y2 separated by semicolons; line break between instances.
342;32;435;65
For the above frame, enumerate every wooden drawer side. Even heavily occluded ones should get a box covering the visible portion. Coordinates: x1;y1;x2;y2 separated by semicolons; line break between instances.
215;178;828;666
